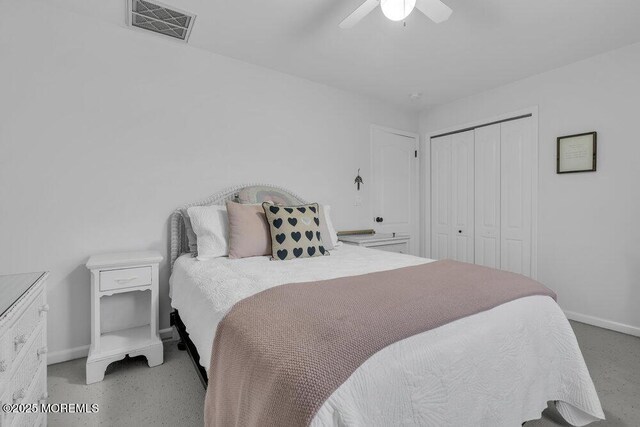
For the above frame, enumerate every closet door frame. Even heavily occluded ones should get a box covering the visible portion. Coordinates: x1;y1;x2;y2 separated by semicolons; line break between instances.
424;106;539;279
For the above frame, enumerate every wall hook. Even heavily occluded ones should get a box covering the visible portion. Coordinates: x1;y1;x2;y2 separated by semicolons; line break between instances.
355;168;363;191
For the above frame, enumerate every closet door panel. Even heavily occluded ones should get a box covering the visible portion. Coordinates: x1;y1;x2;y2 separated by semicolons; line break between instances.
431;136;452;260
451;131;475;263
500;118;533;277
474;124;501;268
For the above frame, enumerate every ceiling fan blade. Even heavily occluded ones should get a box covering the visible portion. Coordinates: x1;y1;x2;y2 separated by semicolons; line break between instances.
415;0;452;23
339;0;379;29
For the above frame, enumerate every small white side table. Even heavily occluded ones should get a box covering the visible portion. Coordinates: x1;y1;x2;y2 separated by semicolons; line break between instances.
85;251;163;384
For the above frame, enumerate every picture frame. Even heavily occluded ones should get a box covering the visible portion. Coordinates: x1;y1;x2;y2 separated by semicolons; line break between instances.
557;131;597;174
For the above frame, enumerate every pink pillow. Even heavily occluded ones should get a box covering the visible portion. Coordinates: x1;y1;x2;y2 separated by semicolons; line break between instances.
226;201;272;259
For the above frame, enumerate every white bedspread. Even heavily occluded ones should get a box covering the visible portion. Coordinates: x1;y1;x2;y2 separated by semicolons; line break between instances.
170;245;604;426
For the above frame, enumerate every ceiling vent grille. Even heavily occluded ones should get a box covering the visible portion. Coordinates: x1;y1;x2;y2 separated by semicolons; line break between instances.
127;0;196;42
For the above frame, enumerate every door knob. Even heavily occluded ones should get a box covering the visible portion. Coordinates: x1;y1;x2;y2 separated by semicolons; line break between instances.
375;217;384;223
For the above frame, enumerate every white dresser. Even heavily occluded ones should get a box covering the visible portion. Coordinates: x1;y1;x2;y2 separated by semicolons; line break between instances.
338;233;410;254
0;272;49;427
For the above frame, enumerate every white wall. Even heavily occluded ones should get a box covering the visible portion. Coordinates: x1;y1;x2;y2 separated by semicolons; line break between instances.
420;42;640;335
0;0;417;361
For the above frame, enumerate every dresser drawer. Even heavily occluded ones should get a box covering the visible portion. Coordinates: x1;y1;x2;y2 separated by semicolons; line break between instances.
0;387;15;427
9;327;46;407
14;409;40;427
14;385;42;427
15;363;47;427
0;330;11;390
100;266;152;292
12;289;46;361
35;412;46;427
28;363;48;406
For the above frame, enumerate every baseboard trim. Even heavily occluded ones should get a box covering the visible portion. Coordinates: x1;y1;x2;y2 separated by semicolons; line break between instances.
47;327;176;365
564;310;640;338
47;344;90;365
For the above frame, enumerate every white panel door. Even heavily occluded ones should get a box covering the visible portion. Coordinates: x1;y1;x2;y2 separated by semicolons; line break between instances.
430;135;452;260
500;118;533;277
474;124;501;268
371;127;418;254
431;131;474;262
450;131;475;263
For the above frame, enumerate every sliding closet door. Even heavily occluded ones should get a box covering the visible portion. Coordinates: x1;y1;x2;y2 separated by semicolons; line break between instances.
450;131;475;263
431;131;474;262
500;118;533;276
431;135;452;260
474;124;501;268
430;115;535;274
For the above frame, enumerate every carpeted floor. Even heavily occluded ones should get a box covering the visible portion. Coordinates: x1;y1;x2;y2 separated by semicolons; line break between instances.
48;321;639;426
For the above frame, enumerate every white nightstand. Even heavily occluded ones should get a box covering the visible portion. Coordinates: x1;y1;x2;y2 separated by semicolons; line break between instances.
338;233;410;254
85;251;163;384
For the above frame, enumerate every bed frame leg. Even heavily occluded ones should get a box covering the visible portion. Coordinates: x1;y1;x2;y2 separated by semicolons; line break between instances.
170;310;209;387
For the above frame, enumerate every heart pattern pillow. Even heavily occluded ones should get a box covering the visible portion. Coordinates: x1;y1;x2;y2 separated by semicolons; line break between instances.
262;202;329;261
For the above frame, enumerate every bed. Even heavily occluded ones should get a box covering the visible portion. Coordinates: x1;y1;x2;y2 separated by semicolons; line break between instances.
168;184;605;426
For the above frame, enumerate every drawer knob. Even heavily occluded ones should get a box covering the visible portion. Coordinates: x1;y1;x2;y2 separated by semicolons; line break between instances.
13;389;25;403
14;334;27;347
39;304;50;315
37;346;48;358
0;360;6;372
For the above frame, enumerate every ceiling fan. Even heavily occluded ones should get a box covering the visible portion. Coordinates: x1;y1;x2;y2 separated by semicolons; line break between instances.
340;0;452;29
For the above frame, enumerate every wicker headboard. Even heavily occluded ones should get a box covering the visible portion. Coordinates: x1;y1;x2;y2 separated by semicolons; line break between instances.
169;184;307;269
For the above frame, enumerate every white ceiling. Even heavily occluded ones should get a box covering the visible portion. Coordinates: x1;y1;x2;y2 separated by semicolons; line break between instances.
49;0;640;110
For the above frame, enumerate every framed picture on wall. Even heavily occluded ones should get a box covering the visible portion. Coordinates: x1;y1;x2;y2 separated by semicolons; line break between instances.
557;132;597;174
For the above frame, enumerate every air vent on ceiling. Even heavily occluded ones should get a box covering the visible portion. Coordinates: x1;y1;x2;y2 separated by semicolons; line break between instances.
127;0;196;42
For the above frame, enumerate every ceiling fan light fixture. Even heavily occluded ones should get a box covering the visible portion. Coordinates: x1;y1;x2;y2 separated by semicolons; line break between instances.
380;0;417;21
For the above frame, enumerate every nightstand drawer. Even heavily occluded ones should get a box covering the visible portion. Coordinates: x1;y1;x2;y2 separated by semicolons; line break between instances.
100;267;152;292
369;242;409;254
338;233;411;255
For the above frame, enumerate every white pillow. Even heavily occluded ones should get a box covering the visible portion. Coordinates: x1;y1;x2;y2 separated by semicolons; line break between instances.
187;205;229;260
322;205;341;248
